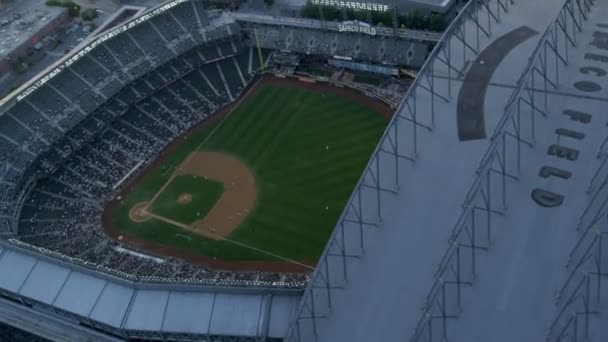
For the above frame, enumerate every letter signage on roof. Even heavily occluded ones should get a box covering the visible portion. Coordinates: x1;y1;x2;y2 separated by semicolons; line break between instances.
337;21;377;35
311;0;389;12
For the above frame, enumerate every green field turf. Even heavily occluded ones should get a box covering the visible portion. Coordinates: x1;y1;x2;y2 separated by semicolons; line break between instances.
149;175;225;225
111;83;388;262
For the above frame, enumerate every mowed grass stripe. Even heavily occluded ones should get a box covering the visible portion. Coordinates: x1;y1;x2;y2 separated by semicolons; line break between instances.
247;95;306;168
249;99;318;169
113;83;388;262
211;87;287;151
265;143;379;184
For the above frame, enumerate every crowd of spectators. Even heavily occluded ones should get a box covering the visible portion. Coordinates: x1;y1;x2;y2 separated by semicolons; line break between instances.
0;1;309;288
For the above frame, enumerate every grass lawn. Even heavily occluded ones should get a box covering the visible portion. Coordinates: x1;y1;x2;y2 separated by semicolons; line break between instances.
111;83;388;262
149;175;224;225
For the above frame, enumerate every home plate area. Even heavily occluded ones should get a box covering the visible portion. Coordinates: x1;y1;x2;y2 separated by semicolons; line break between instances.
130;151;256;240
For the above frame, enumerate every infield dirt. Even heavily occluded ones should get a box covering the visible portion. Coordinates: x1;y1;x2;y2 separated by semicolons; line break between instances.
133;151;256;240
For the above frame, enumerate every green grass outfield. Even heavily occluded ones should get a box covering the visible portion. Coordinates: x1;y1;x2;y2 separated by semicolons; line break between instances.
111;84;388;262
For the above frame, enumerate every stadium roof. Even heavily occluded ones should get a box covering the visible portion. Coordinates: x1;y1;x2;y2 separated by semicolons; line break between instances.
286;0;608;340
405;0;456;9
0;242;299;339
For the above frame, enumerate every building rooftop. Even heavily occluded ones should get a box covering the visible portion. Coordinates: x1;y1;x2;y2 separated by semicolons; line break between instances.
0;3;66;61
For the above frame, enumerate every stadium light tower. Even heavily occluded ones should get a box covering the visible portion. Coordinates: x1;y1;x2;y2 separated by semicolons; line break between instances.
391;3;398;35
317;1;326;30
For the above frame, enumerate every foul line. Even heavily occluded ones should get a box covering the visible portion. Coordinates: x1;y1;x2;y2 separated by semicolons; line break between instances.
218;236;315;270
144;80;261;212
144;209;314;270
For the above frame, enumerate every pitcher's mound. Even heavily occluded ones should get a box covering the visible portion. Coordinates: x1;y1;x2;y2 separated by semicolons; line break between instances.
178;193;192;205
129;202;152;222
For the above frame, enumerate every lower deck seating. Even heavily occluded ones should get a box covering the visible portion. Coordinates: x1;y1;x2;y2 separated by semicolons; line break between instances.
13;48;285;285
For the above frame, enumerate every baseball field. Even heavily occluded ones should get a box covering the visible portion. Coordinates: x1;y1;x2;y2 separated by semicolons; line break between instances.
104;77;390;270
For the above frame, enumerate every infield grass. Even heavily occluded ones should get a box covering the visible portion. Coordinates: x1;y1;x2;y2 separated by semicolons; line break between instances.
149;175;225;225
110;83;388;262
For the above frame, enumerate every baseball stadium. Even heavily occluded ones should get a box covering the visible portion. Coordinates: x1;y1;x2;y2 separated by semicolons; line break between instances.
1;0;608;340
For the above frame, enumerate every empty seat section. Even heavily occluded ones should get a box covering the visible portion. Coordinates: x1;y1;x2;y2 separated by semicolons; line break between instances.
150;11;186;43
165;58;192;75
145;71;167;89
71;57;110;86
172;1;200;32
217;58;245;95
100;78;123;98
235;48;254;77
191;0;209;26
196;63;227;101
218;40;237;57
115;87;139;106
54;110;81;133
129;22;174;62
130;59;154;80
0;115;30;143
88;45;121;72
166;80;210;114
11;103;48;130
49;69;90;102
0;136;17;160
156;64;180;82
104;33;145;67
29;86;71;118
201;44;220;61
131;79;156;98
181;47;207;68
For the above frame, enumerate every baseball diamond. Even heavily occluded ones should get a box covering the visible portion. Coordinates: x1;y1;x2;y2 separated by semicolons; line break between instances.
104;77;390;268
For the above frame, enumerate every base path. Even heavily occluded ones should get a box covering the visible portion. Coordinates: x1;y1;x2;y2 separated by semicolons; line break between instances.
136;152;256;240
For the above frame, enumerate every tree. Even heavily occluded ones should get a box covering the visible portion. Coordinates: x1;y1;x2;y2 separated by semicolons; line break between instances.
301;1;318;19
408;9;423;29
81;8;99;21
371;10;391;26
46;0;81;17
429;13;446;31
264;0;274;7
